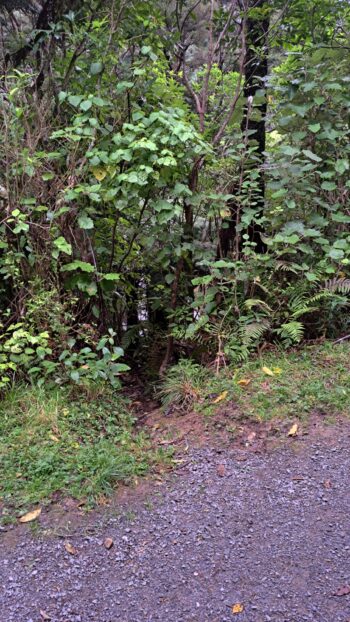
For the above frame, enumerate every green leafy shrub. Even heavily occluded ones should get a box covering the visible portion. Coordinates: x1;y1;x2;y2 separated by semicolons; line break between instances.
0;282;129;391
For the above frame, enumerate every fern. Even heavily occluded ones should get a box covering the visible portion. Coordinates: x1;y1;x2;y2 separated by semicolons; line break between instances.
274;261;299;274
288;290;332;319
240;319;270;345
324;278;350;295
244;298;273;313
276;321;304;345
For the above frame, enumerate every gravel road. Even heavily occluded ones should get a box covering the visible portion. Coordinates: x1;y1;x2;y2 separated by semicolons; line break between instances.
1;430;350;622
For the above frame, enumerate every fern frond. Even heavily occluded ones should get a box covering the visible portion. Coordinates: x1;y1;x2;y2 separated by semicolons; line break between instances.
276;321;304;344
240;319;270;345
244;298;273;313
308;291;332;304
324;278;350;294
274;261;298;274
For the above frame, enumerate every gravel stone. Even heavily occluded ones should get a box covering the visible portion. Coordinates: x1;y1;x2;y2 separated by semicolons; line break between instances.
1;433;350;621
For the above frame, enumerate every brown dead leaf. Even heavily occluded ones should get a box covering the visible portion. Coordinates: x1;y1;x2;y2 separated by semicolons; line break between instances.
40;610;51;621
64;542;77;555
212;390;228;404
104;537;114;550
96;494;108;506
333;585;350;597
288;423;298;437
216;464;226;477
232;603;244;614
19;508;41;523
237;378;251;387
323;479;332;489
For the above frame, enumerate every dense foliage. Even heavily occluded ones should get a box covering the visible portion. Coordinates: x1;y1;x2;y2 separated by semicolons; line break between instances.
0;0;349;390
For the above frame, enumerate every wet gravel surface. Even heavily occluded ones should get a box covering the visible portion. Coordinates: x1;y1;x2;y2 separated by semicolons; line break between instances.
1;434;350;622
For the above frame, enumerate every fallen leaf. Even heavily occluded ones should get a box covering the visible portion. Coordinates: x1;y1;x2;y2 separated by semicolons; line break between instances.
323;479;332;489
96;494;108;506
262;366;274;376
333;585;350;597
49;434;59;443
216;464;226;477
64;542;77;555
247;431;256;443
232;603;244;614
104;537;114;550
288;423;298;437
260;381;271;392
237;378;251;386
212;390;228;404
40;610;51;620
91;166;107;181
272;367;282;374
19;508;41;523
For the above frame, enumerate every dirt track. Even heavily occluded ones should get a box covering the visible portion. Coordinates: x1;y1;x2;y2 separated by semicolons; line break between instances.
1;425;350;622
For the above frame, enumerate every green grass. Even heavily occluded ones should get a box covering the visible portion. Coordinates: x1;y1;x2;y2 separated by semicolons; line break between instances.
233;342;350;421
160;341;350;423
2;341;349;519
0;384;163;514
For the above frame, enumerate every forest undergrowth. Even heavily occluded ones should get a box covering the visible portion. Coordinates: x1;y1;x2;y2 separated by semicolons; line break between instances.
0;1;349;516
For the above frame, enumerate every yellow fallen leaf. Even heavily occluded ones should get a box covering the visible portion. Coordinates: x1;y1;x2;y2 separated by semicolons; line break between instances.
272;367;282;374
19;507;41;523
91;167;107;181
262;366;274;376
288;423;298;437
49;434;59;443
232;603;244;614
237;378;251;386
212;390;228;404
220;209;231;218
64;542;77;555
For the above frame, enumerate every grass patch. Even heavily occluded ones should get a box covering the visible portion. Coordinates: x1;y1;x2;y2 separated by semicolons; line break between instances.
233;342;350;421
160;341;350;422
0;384;163;514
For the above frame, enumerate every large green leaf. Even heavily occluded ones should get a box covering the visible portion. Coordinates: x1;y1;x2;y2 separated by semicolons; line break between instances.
61;261;95;273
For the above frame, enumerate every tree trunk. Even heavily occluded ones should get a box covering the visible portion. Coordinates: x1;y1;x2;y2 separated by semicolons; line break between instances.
241;0;269;253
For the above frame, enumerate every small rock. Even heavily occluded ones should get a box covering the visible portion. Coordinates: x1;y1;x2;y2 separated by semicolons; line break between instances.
104;537;114;550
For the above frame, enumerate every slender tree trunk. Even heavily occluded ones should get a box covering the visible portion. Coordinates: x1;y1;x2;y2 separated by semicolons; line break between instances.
241;0;269;253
